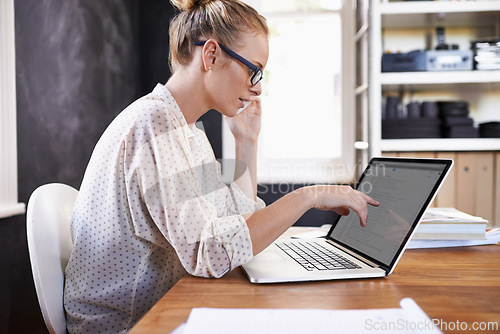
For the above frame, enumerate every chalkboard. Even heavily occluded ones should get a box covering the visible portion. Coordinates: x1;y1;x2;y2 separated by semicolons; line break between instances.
9;1;142;331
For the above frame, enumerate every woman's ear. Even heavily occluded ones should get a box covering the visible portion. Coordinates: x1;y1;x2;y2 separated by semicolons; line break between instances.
201;39;219;71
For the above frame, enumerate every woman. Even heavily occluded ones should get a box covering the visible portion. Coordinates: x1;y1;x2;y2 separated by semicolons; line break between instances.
63;0;379;332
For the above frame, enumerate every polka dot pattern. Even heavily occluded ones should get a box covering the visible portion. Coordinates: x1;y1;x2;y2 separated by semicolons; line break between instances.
63;84;265;333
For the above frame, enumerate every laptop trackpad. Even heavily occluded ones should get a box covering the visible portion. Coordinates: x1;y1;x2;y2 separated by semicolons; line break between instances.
253;248;289;262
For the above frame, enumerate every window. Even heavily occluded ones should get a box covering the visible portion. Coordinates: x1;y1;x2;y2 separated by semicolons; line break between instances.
223;0;356;184
0;0;25;218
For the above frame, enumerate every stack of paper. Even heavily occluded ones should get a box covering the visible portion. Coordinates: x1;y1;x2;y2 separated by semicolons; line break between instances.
408;207;500;249
408;228;500;249
173;298;442;334
414;207;488;240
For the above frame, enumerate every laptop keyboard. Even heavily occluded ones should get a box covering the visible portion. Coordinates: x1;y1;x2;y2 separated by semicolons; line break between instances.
276;241;362;271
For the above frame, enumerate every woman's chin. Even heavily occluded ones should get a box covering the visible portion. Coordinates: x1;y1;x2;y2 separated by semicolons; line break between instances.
224;108;240;118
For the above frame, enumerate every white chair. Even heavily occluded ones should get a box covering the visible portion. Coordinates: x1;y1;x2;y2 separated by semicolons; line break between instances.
27;183;78;334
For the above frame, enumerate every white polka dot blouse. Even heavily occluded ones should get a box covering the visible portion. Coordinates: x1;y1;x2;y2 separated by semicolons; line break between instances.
63;84;265;333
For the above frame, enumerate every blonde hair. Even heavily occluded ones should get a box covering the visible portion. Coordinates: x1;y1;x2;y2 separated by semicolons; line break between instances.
168;0;268;72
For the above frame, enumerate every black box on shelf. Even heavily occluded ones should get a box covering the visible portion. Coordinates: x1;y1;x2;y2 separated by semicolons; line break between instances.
479;122;500;138
437;101;469;117
441;116;474;128
382;118;441;139
443;126;479;138
382;51;427;72
437;100;479;138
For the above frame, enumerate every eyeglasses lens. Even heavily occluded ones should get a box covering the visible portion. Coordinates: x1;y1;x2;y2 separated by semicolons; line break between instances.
252;70;263;86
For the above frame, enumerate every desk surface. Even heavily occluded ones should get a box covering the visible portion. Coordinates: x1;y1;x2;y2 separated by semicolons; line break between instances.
132;243;500;334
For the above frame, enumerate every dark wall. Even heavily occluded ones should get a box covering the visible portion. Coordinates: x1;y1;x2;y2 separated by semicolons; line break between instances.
1;0;175;332
137;0;172;93
16;0;140;199
136;0;224;158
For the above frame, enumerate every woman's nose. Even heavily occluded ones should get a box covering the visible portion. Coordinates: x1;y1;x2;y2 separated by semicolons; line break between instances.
250;81;262;96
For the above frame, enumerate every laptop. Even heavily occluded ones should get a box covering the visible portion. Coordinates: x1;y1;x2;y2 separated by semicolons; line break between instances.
242;157;453;283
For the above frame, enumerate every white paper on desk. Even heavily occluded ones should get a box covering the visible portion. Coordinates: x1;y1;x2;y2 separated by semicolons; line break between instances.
179;298;441;334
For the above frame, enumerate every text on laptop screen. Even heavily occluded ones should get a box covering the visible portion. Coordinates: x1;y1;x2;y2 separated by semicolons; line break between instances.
329;160;448;267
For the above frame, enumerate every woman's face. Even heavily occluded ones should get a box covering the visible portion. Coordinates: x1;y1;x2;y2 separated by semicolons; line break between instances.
207;32;269;117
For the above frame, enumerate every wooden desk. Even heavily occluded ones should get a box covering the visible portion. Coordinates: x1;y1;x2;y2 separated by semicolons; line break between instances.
132;244;500;333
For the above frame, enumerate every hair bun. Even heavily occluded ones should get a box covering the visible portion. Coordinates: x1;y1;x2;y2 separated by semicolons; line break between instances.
170;0;213;11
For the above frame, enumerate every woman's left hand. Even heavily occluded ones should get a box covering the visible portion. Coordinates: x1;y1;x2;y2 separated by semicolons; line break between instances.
226;96;262;143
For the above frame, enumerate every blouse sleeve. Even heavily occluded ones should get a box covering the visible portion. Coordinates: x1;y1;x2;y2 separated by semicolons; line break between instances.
123;101;264;278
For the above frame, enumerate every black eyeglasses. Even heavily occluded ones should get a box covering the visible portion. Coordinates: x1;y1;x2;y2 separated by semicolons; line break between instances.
193;41;263;86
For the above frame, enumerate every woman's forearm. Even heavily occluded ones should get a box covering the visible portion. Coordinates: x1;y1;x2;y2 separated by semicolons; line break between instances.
244;185;379;256
244;187;314;255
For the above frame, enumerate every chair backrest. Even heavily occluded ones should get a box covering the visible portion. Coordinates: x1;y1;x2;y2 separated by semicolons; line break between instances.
27;183;78;334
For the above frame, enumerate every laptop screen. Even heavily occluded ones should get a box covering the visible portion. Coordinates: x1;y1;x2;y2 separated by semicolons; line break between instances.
328;158;452;269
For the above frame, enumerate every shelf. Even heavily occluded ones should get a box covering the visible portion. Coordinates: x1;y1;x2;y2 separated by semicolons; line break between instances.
380;1;500;28
380;138;500;152
381;1;500;14
370;1;500;156
380;70;500;91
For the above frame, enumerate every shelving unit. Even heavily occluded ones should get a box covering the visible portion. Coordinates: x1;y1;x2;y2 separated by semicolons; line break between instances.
369;0;500;154
380;70;500;90
380;1;500;27
381;138;500;152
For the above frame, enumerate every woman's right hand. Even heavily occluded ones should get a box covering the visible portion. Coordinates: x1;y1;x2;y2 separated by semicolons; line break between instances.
301;185;380;227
